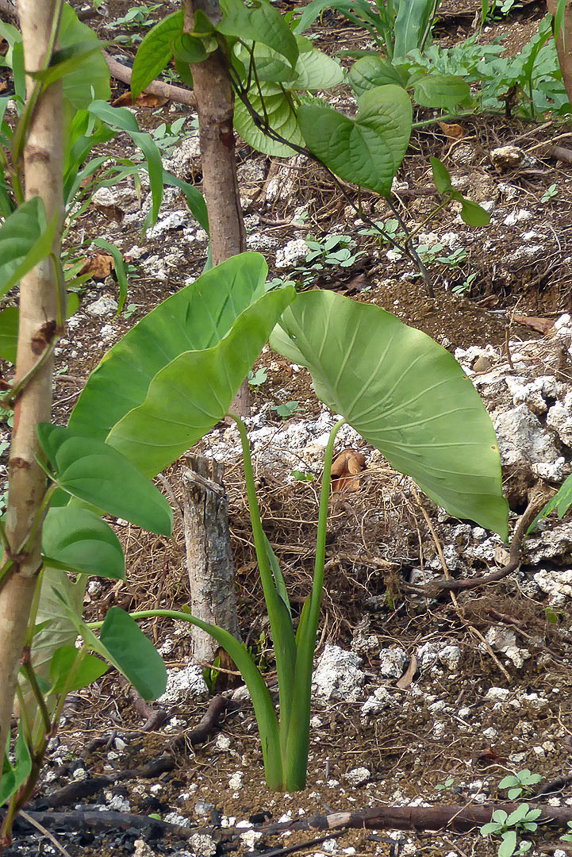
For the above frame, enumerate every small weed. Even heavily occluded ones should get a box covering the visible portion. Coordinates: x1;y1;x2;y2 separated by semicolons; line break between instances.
435;777;455;792
202;656;221;695
273;401;299;419
499;769;542;800
110;4;161;45
480;804;540;857
151;117;188;155
248;368;267;387
358;218;406;245
288;235;363;289
452;271;478;296
123;303;138;319
541;183;557;203
561;821;572;842
417;243;467;267
304;234;362;268
291;469;314;482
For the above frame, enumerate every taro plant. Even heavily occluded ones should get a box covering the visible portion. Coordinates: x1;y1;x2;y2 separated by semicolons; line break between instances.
63;251;508;791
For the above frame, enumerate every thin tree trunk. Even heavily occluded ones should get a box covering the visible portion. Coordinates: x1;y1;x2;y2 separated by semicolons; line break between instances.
183;456;241;676
548;0;572;107
179;0;249;662
0;0;62;786
183;0;250;418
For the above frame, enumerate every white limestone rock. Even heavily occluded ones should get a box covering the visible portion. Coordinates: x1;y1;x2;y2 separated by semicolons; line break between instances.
312;645;364;701
494;404;560;466
158;663;209;705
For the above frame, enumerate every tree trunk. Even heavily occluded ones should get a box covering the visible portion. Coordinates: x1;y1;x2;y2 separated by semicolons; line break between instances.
0;0;62;788
183;0;250;419
179;0;250;661
183;456;241;680
548;0;572;107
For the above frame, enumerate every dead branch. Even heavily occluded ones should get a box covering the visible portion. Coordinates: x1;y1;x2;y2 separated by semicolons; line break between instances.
405;497;545;596
260;802;572;835
103;52;197;108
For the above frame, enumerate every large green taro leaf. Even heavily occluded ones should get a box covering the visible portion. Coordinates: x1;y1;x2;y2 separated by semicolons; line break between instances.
106;285;294;476
270;291;508;538
298;85;411;197
68;253;274;444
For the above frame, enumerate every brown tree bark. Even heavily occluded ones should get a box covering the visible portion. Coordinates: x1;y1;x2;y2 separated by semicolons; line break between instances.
178;0;249;663
182;0;250;418
0;0;62;788
548;0;572;108
183;456;241;674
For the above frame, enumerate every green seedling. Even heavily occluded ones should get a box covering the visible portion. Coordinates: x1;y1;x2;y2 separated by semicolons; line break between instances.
151;117;187;155
273;401;299;419
435;776;455;792
480;804;541;857
541;184;558;203
561;821;572;842
248;368;268;387
453;271;477;296
291;470;314;483
499;770;542;800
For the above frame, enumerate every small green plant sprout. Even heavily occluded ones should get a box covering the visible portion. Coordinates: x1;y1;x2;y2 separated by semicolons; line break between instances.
202;656;221;695
151;117;187;155
499;770;542;800
111;4;161;28
541;183;558;203
561;820;572;842
304;235;362;269
273;401;299;419
480;804;541;857
453;271;478;296
358;218;406;245
123;303;138;320
291;470;314;483
435;776;455;792
545;605;567;624
248;368;268;387
417;243;467;268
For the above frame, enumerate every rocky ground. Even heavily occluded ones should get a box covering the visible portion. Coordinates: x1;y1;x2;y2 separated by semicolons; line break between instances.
1;0;572;855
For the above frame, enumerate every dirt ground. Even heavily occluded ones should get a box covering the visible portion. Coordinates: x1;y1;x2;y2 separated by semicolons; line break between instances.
1;0;572;855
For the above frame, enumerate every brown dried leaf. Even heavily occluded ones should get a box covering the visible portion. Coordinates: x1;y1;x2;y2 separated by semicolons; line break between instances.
396;654;418;690
513;314;554;335
78;253;114;281
474;747;509;764
95;203;125;224
331;448;366;493
438;121;465;142
112;91;168;108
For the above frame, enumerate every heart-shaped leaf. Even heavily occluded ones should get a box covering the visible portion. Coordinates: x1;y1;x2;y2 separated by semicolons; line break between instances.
131;11;183;99
218;0;298;68
69;253;271;443
99;608;166;700
348;56;405;96
42;507;125;579
37;424;172;535
107;285;294;476
270;291;508;537
234;83;303;157
413;74;470;109
298;85;412;196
